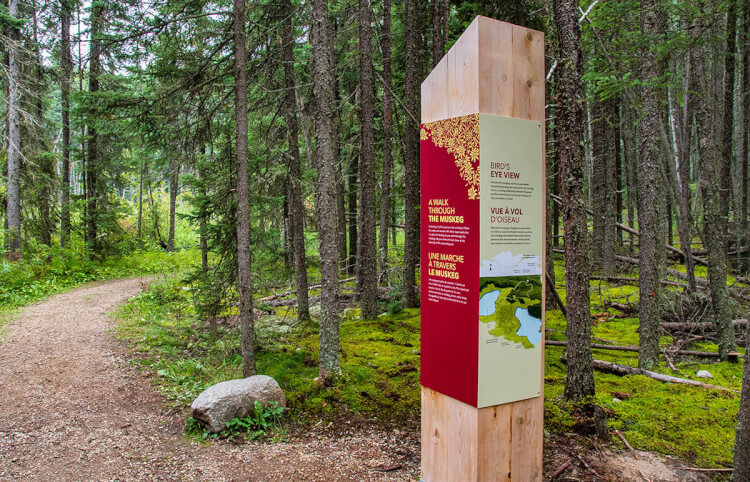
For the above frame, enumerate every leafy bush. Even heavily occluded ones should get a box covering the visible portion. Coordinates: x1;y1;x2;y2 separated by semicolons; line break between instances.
185;401;285;441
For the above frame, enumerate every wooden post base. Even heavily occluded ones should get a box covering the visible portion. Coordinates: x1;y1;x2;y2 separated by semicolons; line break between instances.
421;386;543;481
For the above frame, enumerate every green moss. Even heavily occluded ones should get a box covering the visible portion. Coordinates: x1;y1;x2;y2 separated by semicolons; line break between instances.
116;279;421;421
119;258;745;468
545;257;744;468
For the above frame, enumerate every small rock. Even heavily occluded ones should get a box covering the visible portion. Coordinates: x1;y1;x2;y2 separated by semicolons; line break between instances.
191;375;286;433
613;398;622;403
696;370;713;379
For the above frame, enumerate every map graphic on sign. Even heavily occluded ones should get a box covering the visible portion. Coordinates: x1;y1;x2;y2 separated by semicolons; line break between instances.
479;276;542;349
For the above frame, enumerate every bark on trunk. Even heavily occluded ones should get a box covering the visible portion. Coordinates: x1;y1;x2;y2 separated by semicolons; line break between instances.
282;0;310;321
614;99;623;246
347;156;358;277
743;0;750;272
637;0;666;370
591;101;605;271
378;0;394;284
138;158;144;241
664;86;697;292
545;66;556;310
693;13;736;360
432;0;443;66
402;0;420;308
311;0;341;381
553;0;595;401
167;158;178;252
721;0;736;234
86;1;103;256
33;5;53;247
734;327;750;479
357;0;378;319
6;0;22;259
233;0;256;377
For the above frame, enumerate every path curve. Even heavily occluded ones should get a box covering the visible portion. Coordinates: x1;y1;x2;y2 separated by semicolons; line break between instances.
0;277;417;480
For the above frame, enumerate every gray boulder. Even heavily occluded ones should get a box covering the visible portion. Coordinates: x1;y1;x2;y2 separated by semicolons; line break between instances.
191;375;286;433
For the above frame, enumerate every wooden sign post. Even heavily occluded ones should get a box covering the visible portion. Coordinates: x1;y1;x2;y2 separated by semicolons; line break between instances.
420;16;545;481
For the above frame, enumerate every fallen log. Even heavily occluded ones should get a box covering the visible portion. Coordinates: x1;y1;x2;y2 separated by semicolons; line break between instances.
613;255;750;303
660;320;749;331
547;340;640;352
583;358;739;393
590;275;689;289
591;275;641;285
604;301;637;313
546;340;740;359
258;277;355;302
551;254;749;302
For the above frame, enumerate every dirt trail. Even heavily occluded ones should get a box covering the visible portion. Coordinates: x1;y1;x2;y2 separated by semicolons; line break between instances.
0;278;417;481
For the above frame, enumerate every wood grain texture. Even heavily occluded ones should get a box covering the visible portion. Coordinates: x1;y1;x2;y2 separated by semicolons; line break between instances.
421;386;479;481
421;15;545;481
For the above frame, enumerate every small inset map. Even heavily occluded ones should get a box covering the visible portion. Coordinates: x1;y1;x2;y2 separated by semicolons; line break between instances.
479;275;542;348
480;252;541;277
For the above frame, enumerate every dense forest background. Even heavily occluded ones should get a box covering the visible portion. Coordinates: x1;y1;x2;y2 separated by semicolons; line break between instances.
2;0;750;474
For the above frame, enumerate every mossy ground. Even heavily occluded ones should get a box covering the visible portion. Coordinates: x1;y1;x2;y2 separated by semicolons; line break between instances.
116;277;421;422
116;256;746;469
547;259;746;469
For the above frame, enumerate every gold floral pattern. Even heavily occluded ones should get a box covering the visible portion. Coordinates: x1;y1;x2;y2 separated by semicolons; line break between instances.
421;113;480;200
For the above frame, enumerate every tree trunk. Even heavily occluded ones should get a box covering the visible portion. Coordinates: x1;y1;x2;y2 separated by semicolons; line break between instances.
86;1;103;257
602;99;617;276
432;0;444;66
233;0;256;378
357;0;378;319
138;158;144;240
590;99;616;276
546;58;556;310
6;0;21;259
553;0;595;401
614;98;623;246
638;0;667;370
347;156;358;277
721;0;736;236
443;0;449;48
199;148;208;272
332;30;347;276
734;327;750;479
378;0;394;284
743;0;750;272
281;0;310;322
32;4;53;247
167;158;178;252
622;104;637;253
311;0;341;381
591;101;606;271
665;86;697;292
402;0;420;308
693;11;736;361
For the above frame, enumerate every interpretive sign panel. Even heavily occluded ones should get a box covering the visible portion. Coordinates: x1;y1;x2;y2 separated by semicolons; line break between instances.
421;112;543;408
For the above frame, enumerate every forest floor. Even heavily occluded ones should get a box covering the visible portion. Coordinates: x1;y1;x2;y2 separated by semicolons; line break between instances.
0;278;418;480
0;277;723;480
